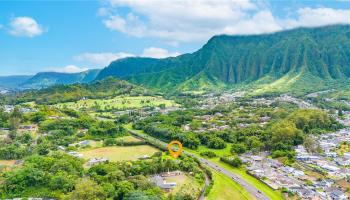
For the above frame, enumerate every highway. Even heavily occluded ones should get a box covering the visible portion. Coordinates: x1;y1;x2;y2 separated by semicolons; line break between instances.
127;128;270;200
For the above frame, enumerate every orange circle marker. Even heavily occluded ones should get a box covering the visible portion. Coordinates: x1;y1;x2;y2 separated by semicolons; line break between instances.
167;140;183;159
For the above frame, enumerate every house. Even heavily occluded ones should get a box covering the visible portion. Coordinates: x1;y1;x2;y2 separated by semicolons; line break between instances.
325;152;337;158
314;179;334;189
281;166;295;174
335;158;350;166
251;156;263;162
161;170;182;177
289;187;315;199
88;158;108;166
78;140;90;147
343;152;350;159
67;151;83;158
321;164;339;172
292;170;305;177
183;124;191;131
260;116;271;122
297;155;319;162
151;175;177;191
138;155;150;160
48;115;61;119
329;189;347;200
19;124;37;131
57;146;66;151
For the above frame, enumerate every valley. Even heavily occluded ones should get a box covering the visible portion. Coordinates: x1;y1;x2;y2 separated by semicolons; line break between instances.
1;25;350;200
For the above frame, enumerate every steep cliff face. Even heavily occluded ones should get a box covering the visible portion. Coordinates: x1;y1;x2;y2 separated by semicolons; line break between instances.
96;25;350;91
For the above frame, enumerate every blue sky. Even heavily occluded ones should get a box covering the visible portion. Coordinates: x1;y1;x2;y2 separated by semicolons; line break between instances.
1;0;350;76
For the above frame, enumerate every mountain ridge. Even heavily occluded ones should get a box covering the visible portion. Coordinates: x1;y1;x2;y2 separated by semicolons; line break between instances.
96;25;350;94
21;69;100;89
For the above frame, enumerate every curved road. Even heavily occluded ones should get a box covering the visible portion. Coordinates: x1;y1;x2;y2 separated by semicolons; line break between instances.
127;128;270;200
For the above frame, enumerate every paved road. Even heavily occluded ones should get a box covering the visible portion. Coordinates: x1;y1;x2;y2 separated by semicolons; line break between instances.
198;169;210;200
127;128;270;200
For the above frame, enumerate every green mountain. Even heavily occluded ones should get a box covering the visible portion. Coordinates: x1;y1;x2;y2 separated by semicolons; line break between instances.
21;69;100;89
17;77;149;104
0;75;33;89
96;25;350;94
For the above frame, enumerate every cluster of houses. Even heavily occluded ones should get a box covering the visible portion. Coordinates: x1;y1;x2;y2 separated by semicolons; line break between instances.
200;92;242;109
250;95;315;109
1;105;37;114
296;128;350;176
241;151;349;199
241;153;304;190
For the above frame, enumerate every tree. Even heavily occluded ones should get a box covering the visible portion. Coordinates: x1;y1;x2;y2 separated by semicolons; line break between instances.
231;143;247;154
125;191;161;200
67;179;106;200
9;117;20;131
115;180;135;200
207;137;226;149
270;120;303;150
303;136;322;154
49;171;76;192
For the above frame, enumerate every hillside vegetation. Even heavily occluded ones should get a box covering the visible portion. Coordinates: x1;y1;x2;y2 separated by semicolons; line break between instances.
96;25;350;94
16;78;150;104
21;69;100;89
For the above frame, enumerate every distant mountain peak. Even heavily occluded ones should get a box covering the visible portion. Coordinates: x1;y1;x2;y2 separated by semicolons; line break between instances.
20;69;100;89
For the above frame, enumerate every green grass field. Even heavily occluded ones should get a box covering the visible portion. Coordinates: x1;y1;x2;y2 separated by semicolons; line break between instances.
207;171;253;200
211;160;283;200
165;173;202;196
116;135;142;142
54;95;177;111
79;145;160;162
186;146;284;200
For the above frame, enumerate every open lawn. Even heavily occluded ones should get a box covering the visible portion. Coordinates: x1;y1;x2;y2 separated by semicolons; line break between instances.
79;145;159;162
165;173;201;196
54;96;177;111
207;171;254;200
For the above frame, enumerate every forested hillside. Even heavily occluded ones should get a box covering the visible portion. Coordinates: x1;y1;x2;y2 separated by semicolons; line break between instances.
96;25;350;93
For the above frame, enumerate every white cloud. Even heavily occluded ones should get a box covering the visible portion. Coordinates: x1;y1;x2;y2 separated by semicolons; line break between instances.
74;52;135;66
102;0;259;43
222;10;282;35
285;7;350;28
74;47;180;66
9;17;44;37
101;1;350;44
141;47;180;58
45;65;89;73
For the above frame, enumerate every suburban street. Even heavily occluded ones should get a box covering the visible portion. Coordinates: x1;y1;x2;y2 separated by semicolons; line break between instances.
127;128;270;200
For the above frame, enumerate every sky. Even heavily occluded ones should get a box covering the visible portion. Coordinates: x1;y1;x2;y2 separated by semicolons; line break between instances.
1;0;350;76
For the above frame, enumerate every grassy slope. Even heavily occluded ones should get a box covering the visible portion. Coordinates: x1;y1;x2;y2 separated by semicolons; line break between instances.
207;171;254;200
186;146;284;200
